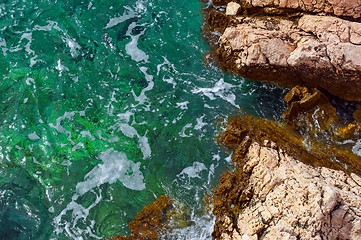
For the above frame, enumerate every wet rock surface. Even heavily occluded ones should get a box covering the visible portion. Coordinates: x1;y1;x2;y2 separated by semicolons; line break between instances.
108;195;173;240
283;86;343;135
221;113;361;174
205;1;361;101
282;86;361;147
211;86;361;239
205;1;361;239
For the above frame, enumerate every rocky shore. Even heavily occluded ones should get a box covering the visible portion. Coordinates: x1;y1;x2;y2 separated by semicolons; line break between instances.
213;140;361;239
207;1;361;239
110;1;361;239
214;114;361;239
206;0;361;101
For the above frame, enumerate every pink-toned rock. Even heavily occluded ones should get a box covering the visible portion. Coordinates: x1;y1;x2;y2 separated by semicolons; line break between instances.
216;15;361;101
214;0;361;19
213;141;361;240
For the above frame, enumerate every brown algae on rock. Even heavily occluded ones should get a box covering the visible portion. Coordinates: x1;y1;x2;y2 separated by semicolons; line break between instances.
108;195;173;240
211;85;361;238
212;137;361;239
220;113;361;176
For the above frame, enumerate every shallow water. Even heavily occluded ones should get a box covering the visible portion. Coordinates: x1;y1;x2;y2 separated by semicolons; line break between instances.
0;0;286;239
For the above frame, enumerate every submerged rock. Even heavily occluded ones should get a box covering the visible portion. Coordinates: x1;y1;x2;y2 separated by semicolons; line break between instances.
282;86;361;145
109;195;173;240
283;86;339;135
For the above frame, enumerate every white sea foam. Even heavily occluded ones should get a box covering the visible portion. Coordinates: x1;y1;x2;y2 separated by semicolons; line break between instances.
30;55;38;67
116;111;133;123
194;115;207;131
192;78;240;107
119;123;138;138
352;139;361;157
18;32;39;67
225;153;233;163
125;22;149;62
76;149;145;194
54;149;145;239
132;67;154;105
179;123;193;138
25;77;35;86
176;101;189;110
72;143;84;151
116;114;151;160
164;211;215;240
80;131;95;141
64;37;81;58
28;132;40;140
114;121;152;159
87;1;93;10
134;0;147;14
207;163;215;185
33;20;81;58
49;111;76;135
104;6;136;29
156;57;178;88
177;162;207;179
54;190;103;240
49;111;89;147
156;57;177;74
0;37;8;56
163;76;177;88
33;20;58;31
55;59;69;76
138;133;151;159
21;32;34;55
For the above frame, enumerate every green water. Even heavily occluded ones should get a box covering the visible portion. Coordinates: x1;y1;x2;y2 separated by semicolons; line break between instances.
0;0;286;239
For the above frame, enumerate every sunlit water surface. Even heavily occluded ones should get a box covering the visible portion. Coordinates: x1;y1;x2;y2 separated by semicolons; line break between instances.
0;0;286;239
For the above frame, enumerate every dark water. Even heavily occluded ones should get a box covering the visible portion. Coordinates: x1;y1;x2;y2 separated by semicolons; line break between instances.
0;0;285;239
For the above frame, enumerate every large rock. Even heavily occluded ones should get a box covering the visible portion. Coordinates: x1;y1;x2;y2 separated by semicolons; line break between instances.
216;14;361;101
206;1;361;238
213;139;361;239
213;0;361;19
210;88;361;240
213;113;361;239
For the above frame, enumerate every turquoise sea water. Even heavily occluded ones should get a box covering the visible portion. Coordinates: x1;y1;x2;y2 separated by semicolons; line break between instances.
0;0;286;239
